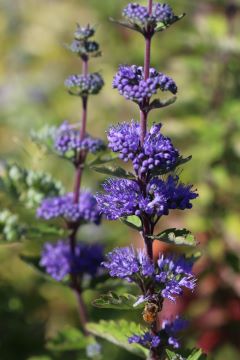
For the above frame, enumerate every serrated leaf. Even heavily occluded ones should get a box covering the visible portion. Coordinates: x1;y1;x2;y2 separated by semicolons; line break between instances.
149;228;197;247
86;320;148;358
91;165;135;179
92;292;143;310
120;215;142;231
46;326;91;352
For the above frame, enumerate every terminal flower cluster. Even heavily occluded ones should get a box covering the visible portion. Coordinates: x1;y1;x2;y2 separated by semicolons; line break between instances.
122;3;175;30
65;73;104;97
67;24;101;58
54;121;104;157
37;191;101;225
107;121;179;176
113;65;177;105
40;240;104;281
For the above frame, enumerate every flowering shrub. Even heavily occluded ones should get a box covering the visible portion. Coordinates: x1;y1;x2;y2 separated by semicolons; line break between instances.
0;2;210;360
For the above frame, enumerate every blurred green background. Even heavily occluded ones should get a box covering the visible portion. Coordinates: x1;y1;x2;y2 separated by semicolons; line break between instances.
0;0;240;359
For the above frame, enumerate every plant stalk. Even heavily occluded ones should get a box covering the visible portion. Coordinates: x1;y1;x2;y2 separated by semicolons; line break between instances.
70;56;90;334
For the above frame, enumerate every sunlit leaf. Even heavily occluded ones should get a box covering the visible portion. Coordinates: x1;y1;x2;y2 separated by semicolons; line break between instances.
149;228;197;247
91;165;135;179
92;292;143;310
87;320;148;358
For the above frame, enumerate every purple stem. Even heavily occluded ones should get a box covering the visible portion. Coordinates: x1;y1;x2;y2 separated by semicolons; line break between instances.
70;56;90;335
140;2;153;145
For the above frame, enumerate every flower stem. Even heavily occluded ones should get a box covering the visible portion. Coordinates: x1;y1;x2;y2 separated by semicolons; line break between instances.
70;56;90;334
140;0;153;145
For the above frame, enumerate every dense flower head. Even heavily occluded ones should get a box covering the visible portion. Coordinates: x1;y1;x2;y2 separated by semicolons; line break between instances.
37;191;101;225
122;3;174;28
40;240;104;281
128;316;187;350
54;121;104;156
96;176;198;220
113;65;177;104
65;73;104;96
107;121;179;176
156;254;196;301
129;332;161;349
103;246;196;301
102;247;154;281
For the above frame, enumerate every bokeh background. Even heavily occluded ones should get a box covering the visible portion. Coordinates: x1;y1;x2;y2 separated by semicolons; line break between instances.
0;0;240;359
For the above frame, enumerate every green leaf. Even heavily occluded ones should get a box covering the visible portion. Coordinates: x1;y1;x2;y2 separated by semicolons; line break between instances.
155;13;186;33
166;349;185;360
166;348;207;360
86;320;148;359
148;96;177;111
120;215;142;231
46;326;91;351
149;228;197;247
187;348;207;360
91;165;135;179
92;292;143;310
109;17;143;34
87;153;118;167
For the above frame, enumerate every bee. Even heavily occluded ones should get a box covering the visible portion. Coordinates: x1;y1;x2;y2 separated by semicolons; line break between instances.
142;303;159;324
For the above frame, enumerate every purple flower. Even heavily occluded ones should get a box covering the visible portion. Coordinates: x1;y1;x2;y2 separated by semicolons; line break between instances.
156;254;196;301
122;3;174;28
107;121;140;162
107;122;179;176
113;65;177;104
128;316;187;350
162;316;188;349
147;176;198;215
54;121;104;156
40;240;104;281
37;191;101;225
96;176;197;220
102;247;139;281
96;178;142;220
128;332;161;349
65;73;104;96
102;247;154;281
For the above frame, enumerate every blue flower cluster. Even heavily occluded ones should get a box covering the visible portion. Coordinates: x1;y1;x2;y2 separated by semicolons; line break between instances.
102;247;154;282
40;240;104;281
102;247;196;302
113;65;177;104
107;121;179;176
128;316;187;350
96;176;197;220
123;3;174;28
37;191;101;225
65;73;104;96
54;121;104;156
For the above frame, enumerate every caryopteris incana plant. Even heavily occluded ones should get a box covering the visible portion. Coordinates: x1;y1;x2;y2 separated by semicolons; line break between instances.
91;2;206;360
